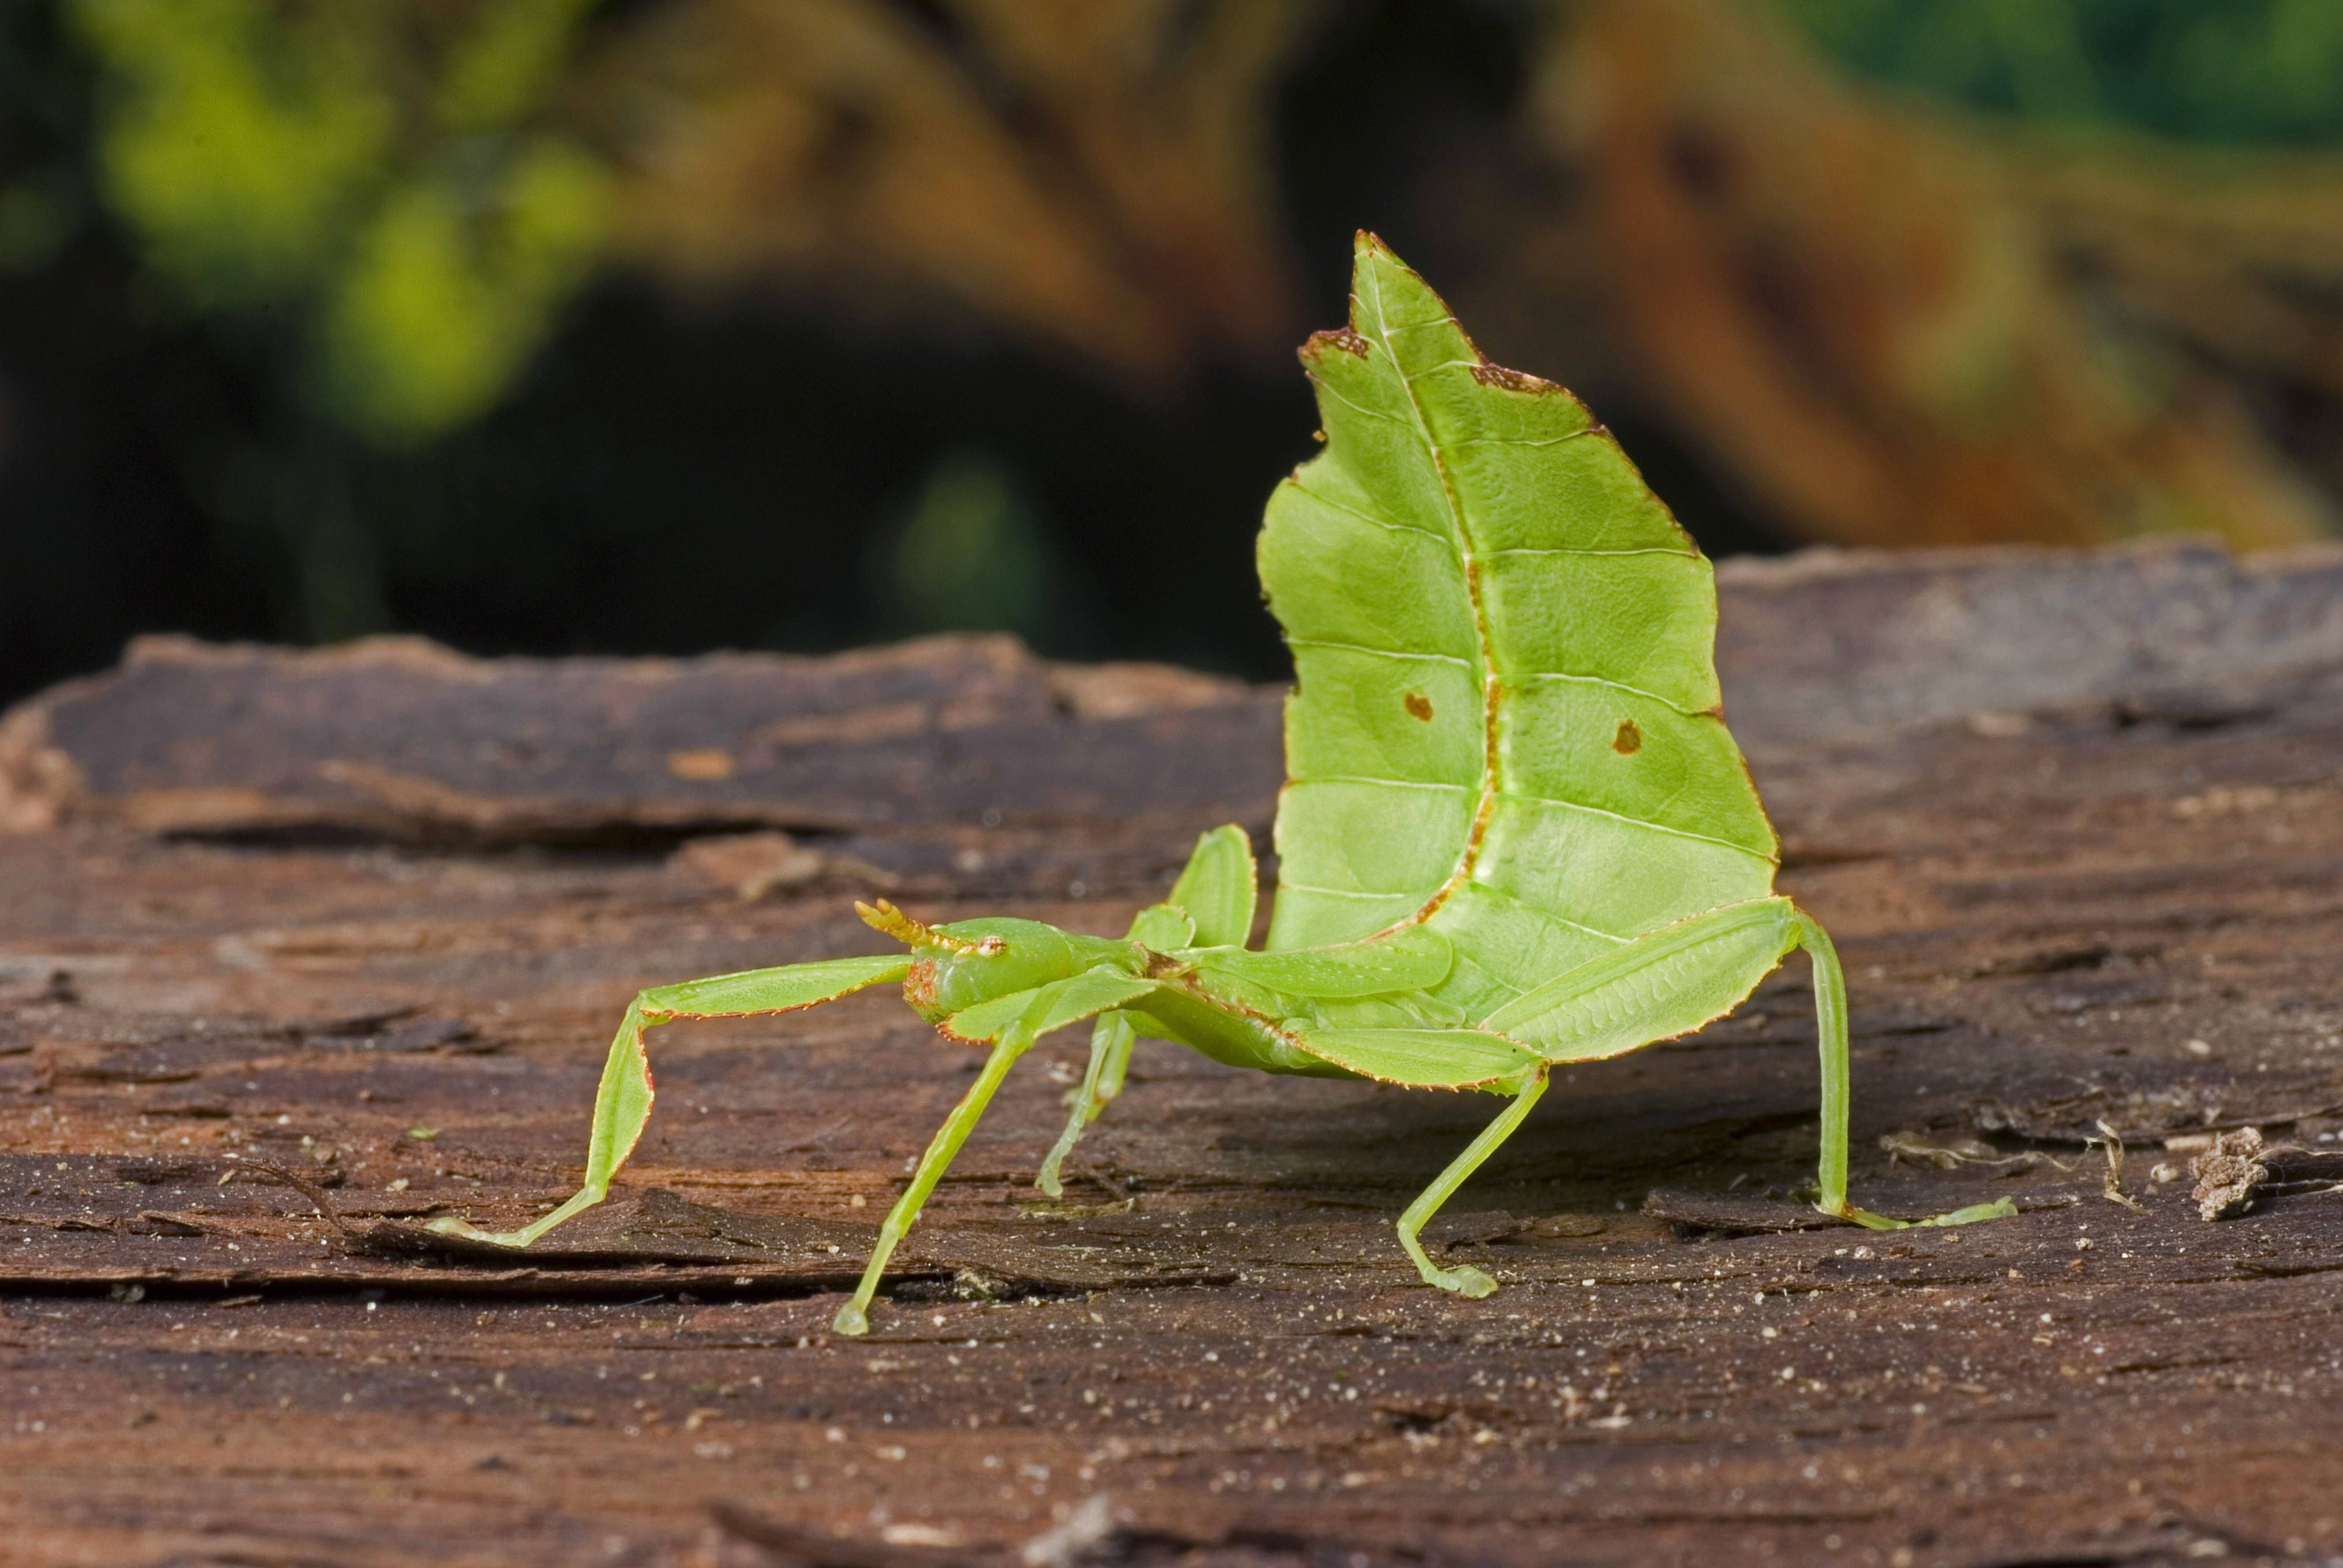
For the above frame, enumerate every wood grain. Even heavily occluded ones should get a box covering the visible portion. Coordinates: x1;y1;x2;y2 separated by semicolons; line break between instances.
8;545;2343;1565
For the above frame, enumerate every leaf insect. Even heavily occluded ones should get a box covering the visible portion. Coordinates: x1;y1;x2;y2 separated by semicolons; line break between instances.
435;234;2012;1334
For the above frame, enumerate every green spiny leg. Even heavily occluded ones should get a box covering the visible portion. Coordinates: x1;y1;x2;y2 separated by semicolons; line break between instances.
1791;908;2014;1231
1035;1010;1135;1199
836;965;1157;1336
1396;1070;1549;1299
430;953;909;1248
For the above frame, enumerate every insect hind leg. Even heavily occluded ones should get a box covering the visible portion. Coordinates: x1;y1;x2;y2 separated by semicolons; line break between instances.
1478;898;2013;1232
1792;907;2013;1231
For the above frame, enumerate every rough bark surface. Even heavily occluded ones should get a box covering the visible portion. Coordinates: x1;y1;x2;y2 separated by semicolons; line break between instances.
10;544;2343;1567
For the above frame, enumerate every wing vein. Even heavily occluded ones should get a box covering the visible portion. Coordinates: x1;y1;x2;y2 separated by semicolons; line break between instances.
1505;669;1710;717
1456;877;1633;947
1286;480;1456;548
1294;776;1471;793
1482;544;1692;557
1279;881;1427;902
1500;791;1778;860
1360;260;1499;935
1288;638;1474;670
1446;433;1593;450
1314;378;1407;426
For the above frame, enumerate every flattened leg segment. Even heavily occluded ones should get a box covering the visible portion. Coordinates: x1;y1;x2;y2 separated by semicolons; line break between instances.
1477;898;2011;1232
429;953;909;1248
1171;823;1258;948
1284;1023;1537;1087
1481;897;1801;1064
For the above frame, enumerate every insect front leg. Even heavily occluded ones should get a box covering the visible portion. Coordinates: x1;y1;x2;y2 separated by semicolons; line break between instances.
429;953;910;1248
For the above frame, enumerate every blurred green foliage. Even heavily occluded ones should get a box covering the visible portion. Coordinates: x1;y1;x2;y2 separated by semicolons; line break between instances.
73;0;608;443
875;453;1067;647
0;0;86;277
1783;0;2343;144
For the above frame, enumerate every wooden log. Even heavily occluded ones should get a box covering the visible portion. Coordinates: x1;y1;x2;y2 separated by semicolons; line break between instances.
6;543;2343;1565
0;631;1282;844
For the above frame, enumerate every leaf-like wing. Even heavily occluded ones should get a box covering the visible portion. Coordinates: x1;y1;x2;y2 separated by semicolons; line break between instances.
1189;923;1450;998
1260;234;1779;1026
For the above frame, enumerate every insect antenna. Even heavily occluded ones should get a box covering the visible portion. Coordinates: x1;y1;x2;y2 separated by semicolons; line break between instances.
856;898;988;955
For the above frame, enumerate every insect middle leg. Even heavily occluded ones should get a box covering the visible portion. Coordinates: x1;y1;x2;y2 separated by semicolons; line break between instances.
1030;823;1254;1199
1035;1011;1135;1198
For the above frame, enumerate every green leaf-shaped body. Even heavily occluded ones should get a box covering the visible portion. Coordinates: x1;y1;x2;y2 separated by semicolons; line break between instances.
1261;235;1779;1025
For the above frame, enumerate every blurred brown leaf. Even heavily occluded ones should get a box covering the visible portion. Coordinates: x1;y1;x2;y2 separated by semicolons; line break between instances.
1502;0;2336;550
577;0;2343;553
589;0;1315;377
2011;133;2343;402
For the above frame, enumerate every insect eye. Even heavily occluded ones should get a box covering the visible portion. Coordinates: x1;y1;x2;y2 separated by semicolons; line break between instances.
1612;719;1642;755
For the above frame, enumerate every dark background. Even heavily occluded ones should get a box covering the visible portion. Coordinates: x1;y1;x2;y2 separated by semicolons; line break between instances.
5;0;2341;704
